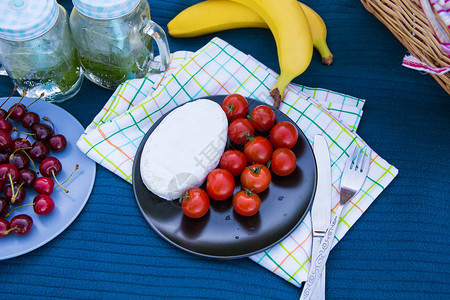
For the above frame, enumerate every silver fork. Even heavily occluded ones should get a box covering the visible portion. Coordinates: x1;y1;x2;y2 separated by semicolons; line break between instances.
300;146;372;300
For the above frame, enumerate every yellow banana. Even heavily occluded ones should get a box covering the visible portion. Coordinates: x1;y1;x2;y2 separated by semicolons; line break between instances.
168;0;316;107
168;0;333;66
228;0;313;107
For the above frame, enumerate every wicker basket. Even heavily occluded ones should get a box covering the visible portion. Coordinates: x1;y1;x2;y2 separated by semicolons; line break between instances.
361;0;450;94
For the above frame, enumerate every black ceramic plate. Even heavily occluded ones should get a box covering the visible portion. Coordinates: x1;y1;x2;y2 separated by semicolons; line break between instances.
132;96;316;259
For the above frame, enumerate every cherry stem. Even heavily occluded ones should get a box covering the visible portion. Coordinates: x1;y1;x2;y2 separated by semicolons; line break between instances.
8;173;15;203
54;164;79;192
1;226;20;236
42;116;55;133
25;92;45;109
10;181;24;204
5;203;33;218
5;89;26;120
10;146;32;158
11;127;34;136
0;85;18;108
21;150;36;173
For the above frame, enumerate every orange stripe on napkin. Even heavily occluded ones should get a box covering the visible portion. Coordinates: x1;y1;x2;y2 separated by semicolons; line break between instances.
97;127;134;162
273;230;312;273
192;58;231;94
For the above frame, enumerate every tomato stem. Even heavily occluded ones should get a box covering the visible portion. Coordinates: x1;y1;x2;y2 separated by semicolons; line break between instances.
225;103;235;114
248;164;263;174
179;191;189;204
244;132;255;143
244;188;254;196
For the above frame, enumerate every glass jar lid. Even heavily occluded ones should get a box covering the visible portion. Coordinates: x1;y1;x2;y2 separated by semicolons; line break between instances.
72;0;140;20
0;0;59;41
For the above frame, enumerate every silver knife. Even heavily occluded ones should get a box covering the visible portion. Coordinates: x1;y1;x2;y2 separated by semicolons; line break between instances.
300;135;331;300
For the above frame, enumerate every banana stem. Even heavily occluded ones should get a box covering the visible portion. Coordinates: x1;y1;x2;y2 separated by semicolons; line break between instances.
315;39;333;65
270;74;291;109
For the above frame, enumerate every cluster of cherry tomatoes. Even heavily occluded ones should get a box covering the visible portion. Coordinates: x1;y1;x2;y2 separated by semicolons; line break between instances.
181;94;299;219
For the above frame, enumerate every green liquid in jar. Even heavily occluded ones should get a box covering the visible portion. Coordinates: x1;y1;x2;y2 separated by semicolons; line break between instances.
10;50;82;99
79;55;132;86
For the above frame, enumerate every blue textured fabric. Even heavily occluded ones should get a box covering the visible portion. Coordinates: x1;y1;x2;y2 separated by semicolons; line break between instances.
0;0;448;299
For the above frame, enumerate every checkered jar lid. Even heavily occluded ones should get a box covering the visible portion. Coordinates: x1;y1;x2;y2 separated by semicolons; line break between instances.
0;0;59;41
72;0;140;19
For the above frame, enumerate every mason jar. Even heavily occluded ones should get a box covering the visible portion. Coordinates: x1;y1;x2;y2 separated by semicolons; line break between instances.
0;0;83;102
70;0;170;90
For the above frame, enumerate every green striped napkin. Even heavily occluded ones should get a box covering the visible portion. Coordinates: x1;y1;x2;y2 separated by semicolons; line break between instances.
77;37;398;287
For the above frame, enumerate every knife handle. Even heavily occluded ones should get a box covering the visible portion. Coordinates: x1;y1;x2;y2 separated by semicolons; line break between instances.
300;205;342;300
309;237;326;300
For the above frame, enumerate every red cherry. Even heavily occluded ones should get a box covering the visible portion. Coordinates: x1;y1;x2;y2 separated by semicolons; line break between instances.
7;103;27;121
39;157;62;177
0;196;9;217
10;214;33;235
18;169;37;187
21;112;40;129
31;123;53;141
0;118;12;133
9;152;29;170
0;109;7;119
48;134;67;152
0;218;10;237
33;177;54;195
0;130;12;150
11;138;31;152
33;194;55;215
0;151;9;164
29;141;50;161
0;164;19;183
4;183;26;205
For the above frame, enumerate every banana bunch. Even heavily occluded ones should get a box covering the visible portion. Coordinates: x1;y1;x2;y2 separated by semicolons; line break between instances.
167;0;333;108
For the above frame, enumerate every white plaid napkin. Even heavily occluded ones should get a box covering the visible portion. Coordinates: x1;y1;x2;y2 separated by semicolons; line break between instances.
77;37;398;287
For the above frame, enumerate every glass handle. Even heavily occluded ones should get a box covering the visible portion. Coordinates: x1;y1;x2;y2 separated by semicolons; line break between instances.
139;19;170;73
0;65;7;76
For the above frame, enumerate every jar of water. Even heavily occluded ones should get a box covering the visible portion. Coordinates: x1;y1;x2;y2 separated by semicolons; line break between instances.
70;0;170;90
0;0;83;102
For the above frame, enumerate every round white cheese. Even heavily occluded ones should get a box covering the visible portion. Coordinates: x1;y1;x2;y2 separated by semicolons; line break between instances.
140;99;228;200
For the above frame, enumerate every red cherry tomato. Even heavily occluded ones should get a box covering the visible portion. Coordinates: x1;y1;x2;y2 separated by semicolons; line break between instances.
269;121;298;149
250;105;275;132
271;148;297;176
219;150;247;177
240;164;271;194
206;169;235;200
244;136;273;164
228;118;255;145
221;94;249;121
233;189;261;217
181;188;210;218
